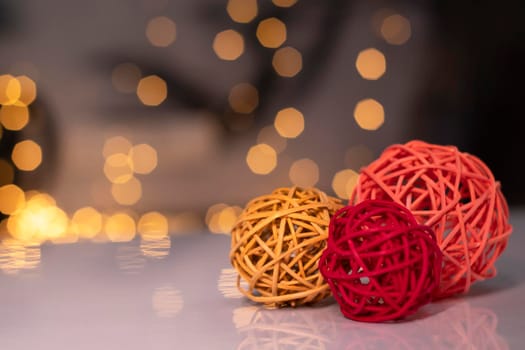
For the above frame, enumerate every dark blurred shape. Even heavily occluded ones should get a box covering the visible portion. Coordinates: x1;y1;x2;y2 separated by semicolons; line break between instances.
413;0;525;204
0;1;16;36
98;0;352;134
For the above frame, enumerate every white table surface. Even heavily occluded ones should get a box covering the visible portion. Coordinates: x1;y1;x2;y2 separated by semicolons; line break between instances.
1;210;524;350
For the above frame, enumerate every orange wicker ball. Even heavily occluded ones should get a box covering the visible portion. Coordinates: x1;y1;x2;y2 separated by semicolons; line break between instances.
351;140;513;298
230;187;342;308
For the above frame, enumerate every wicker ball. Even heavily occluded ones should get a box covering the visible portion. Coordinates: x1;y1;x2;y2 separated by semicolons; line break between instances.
230;187;342;308
352;140;513;298
319;200;442;322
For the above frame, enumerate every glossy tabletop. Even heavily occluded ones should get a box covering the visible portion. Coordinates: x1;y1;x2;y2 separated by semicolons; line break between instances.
1;210;524;350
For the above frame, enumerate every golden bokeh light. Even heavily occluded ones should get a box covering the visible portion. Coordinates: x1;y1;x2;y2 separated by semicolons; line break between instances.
137;75;168;106
213;29;245;61
272;0;298;8
0;105;30;130
332;169;359;199
129;143;158;174
0;158;15;186
11;140;42;171
227;0;257;23
105;213;136;242
354;98;385;130
246;143;277;175
289;158;319;187
13;75;37;106
355;48;386;80
112;63;142;94
140;235;170;259
206;203;227;230
152;286;184;318
7;196;69;243
274;107;304;138
256;18;287;48
206;204;242;234
111;177;142;205
71;206;103;239
0;75;13;104
0;75;21;105
0;184;25;215
272;46;303;77
104;153;133;184
146;16;177;47
228;83;259;114
218;206;241;233
381;14;411;45
26;192;56;207
138;211;168;238
257;125;287;153
103;136;132;159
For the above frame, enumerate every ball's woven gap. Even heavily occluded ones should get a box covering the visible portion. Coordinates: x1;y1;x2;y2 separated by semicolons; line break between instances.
352;140;512;298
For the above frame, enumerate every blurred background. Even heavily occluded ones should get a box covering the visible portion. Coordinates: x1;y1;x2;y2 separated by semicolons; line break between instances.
0;0;523;268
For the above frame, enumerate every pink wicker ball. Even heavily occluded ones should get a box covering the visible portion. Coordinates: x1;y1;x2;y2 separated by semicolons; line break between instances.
319;200;442;322
352;140;513;298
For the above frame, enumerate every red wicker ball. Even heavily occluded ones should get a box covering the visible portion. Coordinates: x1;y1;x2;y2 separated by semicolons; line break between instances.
351;140;513;298
319;200;442;322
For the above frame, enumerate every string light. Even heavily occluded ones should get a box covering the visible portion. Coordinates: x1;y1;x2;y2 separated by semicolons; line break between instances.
227;0;257;24
104;153;133;184
103;136;132;158
213;29;245;61
381;14;411;45
6;193;69;243
138;211;168;238
272;46;303;77
146;16;177;47
137;75;167;106
11;140;42;171
0;75;20;105
0;184;25;215
272;0;298;8
129;143;158;174
206;204;242;234
105;213;136;242
13;76;36;106
228;83;259;114
246;144;277;175
0;105;30;131
274;107;304;138
111;176;142;205
256;18;287;48
289;158;319;187
355;48;386;80
353;98;385;131
332;169;359;199
71;207;103;239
